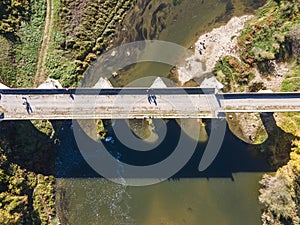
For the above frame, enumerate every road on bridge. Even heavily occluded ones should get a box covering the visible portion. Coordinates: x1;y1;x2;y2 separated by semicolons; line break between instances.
0;88;299;120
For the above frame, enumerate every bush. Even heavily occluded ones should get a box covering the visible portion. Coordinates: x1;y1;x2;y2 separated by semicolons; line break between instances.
259;145;300;225
214;55;254;92
238;0;300;73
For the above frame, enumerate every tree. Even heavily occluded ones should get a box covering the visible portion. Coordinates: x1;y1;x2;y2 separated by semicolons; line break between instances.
259;143;300;225
0;0;30;36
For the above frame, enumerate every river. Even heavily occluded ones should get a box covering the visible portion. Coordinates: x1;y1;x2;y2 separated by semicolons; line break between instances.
55;0;269;224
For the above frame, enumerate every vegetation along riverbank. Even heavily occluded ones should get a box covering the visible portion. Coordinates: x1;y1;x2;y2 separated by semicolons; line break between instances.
176;0;299;223
211;0;300;224
0;0;136;223
0;0;299;224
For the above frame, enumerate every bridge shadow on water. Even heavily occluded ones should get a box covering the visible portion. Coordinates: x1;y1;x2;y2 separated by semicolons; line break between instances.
55;119;273;180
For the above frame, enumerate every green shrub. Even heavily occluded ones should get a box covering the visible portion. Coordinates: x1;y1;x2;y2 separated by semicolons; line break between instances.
238;0;300;72
214;55;254;92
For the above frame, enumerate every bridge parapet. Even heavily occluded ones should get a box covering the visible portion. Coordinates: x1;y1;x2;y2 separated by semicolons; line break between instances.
0;88;299;120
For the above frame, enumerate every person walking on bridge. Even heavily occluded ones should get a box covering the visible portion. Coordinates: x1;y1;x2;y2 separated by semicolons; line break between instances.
148;94;152;104
152;95;157;106
22;97;33;114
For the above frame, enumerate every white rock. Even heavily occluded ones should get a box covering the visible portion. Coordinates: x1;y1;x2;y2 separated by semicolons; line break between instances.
200;76;224;90
93;77;113;88
258;89;273;93
37;78;62;89
0;83;9;89
150;77;167;88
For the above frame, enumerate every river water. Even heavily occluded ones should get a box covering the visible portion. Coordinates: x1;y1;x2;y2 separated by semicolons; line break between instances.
56;0;269;224
56;120;270;225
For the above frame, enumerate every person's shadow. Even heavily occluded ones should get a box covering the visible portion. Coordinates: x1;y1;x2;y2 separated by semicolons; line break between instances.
26;102;33;114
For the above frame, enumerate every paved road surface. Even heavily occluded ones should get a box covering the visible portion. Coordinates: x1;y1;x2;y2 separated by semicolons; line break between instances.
0;88;299;120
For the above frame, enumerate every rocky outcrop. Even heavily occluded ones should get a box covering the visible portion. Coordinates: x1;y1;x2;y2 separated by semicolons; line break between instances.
92;77;113;88
37;78;62;89
177;15;253;85
150;77;168;88
0;83;9;89
226;112;268;144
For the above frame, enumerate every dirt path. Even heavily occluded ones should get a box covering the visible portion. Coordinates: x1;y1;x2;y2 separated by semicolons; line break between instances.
34;0;54;87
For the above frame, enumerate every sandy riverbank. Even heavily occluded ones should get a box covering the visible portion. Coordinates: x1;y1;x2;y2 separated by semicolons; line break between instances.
177;15;253;85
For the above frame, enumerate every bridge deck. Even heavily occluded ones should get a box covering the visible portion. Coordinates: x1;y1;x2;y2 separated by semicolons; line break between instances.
0;88;299;120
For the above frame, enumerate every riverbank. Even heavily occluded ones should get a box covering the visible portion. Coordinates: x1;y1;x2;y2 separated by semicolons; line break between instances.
177;15;253;85
183;1;300;224
52;1;271;224
0;121;57;224
0;0;274;224
0;0;46;87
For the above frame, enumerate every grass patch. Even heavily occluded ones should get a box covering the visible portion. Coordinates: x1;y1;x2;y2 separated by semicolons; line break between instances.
31;120;55;137
238;0;300;71
44;0;136;87
277;65;300;136
0;0;46;87
281;78;300;92
281;64;300;92
253;125;269;144
275;76;300;137
276;112;300;137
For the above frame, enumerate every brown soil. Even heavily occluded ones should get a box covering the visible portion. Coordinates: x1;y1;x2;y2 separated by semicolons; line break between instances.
34;0;54;87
